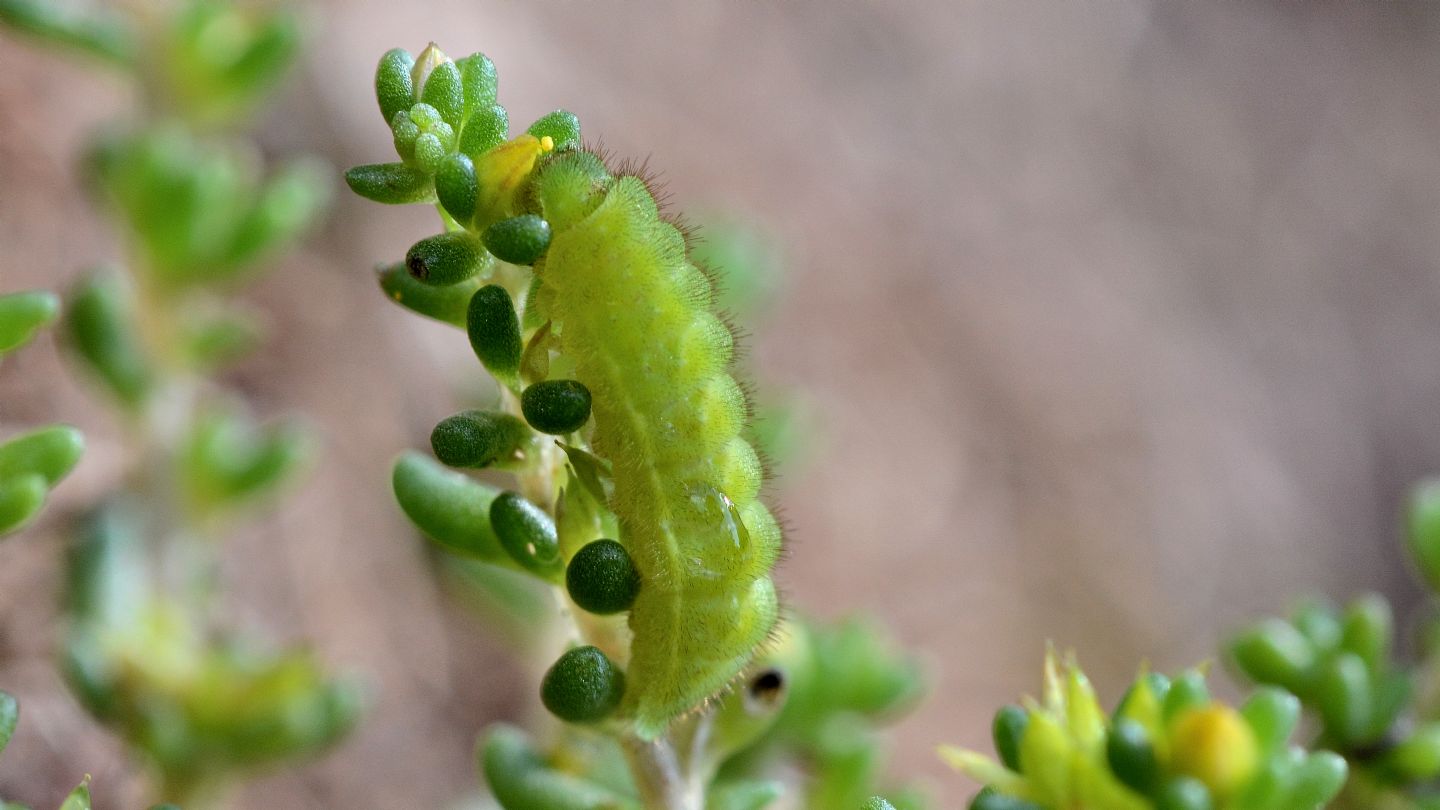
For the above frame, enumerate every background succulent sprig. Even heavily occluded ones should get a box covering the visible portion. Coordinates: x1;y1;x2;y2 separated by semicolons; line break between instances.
1;690;89;810
1223;481;1440;809
945;650;1348;810
0;291;83;537
0;688;183;810
0;1;356;805
0;299;87;804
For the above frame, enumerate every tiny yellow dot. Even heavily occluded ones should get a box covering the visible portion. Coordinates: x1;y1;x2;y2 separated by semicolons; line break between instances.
539;135;555;152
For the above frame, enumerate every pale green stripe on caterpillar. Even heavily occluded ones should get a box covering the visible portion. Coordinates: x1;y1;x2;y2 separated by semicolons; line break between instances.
530;151;781;738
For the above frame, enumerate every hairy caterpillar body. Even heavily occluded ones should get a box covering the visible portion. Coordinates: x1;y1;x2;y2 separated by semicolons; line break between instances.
530;152;782;738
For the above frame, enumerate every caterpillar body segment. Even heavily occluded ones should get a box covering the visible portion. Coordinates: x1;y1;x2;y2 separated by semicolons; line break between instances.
529;153;782;738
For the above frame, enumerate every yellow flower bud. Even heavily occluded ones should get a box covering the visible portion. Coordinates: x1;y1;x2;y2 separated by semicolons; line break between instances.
1169;703;1258;798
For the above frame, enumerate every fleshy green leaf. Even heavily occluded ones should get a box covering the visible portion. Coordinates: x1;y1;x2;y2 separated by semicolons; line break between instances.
391;451;506;562
420;59;464;129
179;409;312;517
435;153;478;225
457;53;498;119
459;104;509;158
481;723;640;810
1229;618;1316;694
0;291;59;355
65;272;151;408
377;262;478;327
406;231;487;285
375;47;415;123
1315;652;1373;746
223;158;330;268
540;645;624;723
0;426;84;488
483;214;552;266
430;410;529;469
490;492;562;579
466;284;522;390
527;110;581;151
344;162;436;205
0;472;58;534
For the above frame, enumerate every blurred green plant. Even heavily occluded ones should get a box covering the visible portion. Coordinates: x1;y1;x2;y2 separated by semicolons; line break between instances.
0;0;355;805
1223;481;1440;809
349;42;921;810
0;689;183;810
0;291;83;536
945;650;1348;810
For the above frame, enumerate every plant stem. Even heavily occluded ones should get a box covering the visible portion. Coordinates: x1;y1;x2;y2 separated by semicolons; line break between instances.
621;733;703;810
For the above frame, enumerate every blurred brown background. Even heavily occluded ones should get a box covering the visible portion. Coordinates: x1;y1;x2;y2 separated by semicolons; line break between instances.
5;0;1440;806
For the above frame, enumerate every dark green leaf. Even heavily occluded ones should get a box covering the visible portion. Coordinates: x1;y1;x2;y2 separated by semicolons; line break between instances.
430;410;529;469
490;492;562;578
457;53;498;119
378;262;478;327
467;285;522;390
521;380;591;435
406;231;486;285
344;162;435;205
991;705;1027;772
540;646;624;723
420;60;464;129
566;539;639;615
459;104;509;158
483;214;552;265
375;47;415;123
527;110;581;151
435;153;478;225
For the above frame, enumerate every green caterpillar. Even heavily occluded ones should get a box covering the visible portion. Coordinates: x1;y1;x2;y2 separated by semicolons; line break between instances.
352;44;782;740
528;152;781;737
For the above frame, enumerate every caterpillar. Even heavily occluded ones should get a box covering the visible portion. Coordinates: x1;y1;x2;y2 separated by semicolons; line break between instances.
352;44;782;740
527;152;782;738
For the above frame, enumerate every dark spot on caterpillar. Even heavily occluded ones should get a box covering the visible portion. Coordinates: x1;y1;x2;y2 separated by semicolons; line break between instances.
746;668;785;714
407;253;429;280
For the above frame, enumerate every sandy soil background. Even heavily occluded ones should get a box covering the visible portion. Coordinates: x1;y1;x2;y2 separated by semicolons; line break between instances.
4;0;1440;806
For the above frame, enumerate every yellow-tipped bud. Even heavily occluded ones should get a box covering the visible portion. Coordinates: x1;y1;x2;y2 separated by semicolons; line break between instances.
1169;703;1259;798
